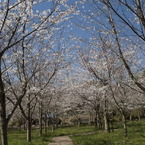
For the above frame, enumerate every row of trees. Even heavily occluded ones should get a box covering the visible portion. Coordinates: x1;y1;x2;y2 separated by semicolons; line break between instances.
0;0;145;145
0;0;85;145
60;50;144;136
60;0;145;137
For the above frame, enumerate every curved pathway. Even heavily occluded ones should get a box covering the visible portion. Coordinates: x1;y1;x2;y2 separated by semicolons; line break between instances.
48;136;74;145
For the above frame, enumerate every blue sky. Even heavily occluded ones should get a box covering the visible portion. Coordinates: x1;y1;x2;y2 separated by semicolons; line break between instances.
22;0;145;74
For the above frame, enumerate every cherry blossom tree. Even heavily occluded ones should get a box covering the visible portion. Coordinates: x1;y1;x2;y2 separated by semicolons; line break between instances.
69;0;145;134
88;0;145;93
0;0;82;144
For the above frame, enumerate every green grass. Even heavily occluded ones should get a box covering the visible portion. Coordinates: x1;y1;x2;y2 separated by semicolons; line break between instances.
8;129;52;145
52;125;96;136
7;126;95;145
5;120;145;145
71;120;145;145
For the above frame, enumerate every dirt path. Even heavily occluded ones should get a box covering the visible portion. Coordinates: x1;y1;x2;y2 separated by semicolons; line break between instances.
48;136;74;145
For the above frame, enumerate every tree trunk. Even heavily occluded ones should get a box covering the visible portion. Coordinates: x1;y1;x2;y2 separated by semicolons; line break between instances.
129;114;132;121
110;120;114;132
23;120;26;130
1;120;8;145
39;116;43;136
94;112;97;128
97;113;102;129
77;117;81;126
104;112;109;132
122;112;127;137
88;113;92;125
104;98;110;132
27;119;31;142
27;98;32;142
108;116;114;132
44;113;48;134
0;61;8;145
95;111;101;129
39;101;43;137
52;119;55;133
44;120;47;134
138;112;141;121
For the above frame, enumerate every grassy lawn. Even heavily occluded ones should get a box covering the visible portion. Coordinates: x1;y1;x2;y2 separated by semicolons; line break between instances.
8;129;52;145
71;120;145;145
8;126;95;145
52;125;96;136
5;120;145;145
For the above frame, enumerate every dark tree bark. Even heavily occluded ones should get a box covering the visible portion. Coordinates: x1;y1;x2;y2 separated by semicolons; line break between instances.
44;115;48;134
27;100;32;142
0;58;8;145
39;100;43;137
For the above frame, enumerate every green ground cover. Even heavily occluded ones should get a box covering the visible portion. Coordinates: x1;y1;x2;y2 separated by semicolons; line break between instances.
71;120;145;145
8;126;95;145
4;120;145;145
52;125;96;136
8;130;52;145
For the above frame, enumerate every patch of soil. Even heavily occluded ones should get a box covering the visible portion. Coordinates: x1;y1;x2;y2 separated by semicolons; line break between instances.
48;136;74;145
